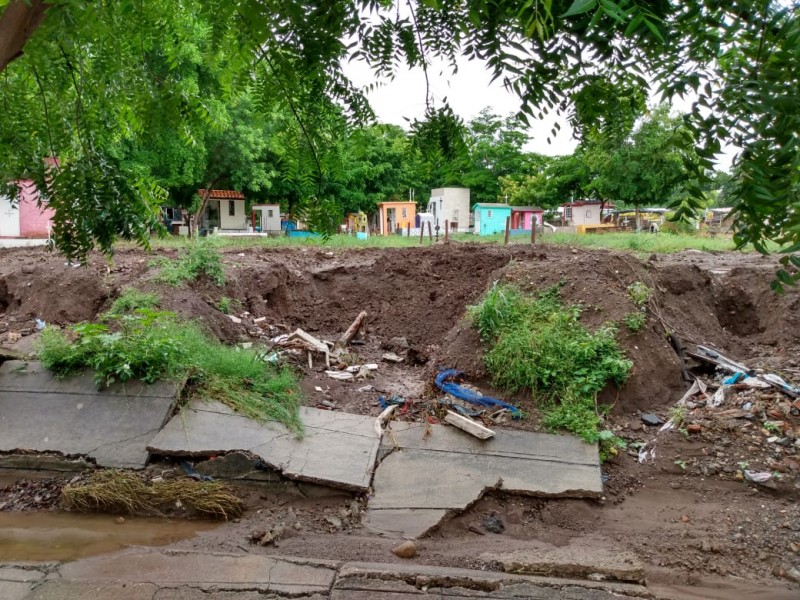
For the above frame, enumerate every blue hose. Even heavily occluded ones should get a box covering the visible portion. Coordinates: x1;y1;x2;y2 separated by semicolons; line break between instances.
435;369;520;417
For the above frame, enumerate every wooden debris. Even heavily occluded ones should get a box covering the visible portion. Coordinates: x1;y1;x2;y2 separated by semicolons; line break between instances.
335;311;367;349
444;410;495;440
375;404;398;437
273;329;331;367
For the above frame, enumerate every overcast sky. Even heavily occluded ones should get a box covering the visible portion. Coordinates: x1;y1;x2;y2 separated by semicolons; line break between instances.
344;56;736;171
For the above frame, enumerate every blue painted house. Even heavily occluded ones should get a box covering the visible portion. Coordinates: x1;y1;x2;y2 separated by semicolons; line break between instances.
473;203;512;236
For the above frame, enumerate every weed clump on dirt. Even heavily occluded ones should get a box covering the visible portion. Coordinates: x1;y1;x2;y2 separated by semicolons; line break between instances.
39;292;302;434
152;241;226;286
469;284;631;452
61;470;244;519
105;289;160;317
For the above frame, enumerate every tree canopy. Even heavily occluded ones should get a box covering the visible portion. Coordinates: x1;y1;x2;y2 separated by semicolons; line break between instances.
0;0;797;284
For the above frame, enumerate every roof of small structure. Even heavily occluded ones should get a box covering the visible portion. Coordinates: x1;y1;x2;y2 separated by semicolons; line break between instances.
473;203;512;208
561;200;604;207
197;189;245;200
511;206;544;212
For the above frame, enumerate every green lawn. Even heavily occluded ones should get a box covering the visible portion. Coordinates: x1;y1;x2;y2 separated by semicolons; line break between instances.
130;230;763;254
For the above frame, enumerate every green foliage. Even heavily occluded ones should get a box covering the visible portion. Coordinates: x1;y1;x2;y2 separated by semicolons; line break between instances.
1;0;798;280
38;309;302;434
40;309;189;386
470;284;632;444
626;282;652;308
623;311;646;333
597;429;627;462
105;289;160;318
217;297;232;314
153;242;225;287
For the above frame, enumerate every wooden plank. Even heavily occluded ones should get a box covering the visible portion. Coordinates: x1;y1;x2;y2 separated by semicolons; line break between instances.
444;410;495;440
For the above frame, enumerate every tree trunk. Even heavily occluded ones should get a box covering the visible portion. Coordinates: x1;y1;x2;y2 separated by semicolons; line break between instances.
0;0;48;73
192;181;220;238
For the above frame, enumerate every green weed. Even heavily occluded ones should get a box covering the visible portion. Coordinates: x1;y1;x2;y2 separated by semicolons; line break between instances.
105;289;160;318
623;311;647;333
626;281;652;307
38;309;302;434
598;429;628;461
152;241;226;286
669;404;687;427
470;284;632;445
218;296;232;314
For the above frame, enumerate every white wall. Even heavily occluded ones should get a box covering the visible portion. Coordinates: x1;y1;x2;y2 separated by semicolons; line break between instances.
0;195;20;237
429;187;470;232
256;205;281;232
220;199;246;230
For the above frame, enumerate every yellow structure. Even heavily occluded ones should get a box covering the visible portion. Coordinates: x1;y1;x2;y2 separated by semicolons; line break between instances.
376;201;416;235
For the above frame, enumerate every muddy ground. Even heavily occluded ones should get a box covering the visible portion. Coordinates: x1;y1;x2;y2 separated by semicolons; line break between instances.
1;241;799;596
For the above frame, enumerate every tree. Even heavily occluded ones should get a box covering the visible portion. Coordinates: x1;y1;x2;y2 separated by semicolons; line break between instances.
585;105;696;216
0;0;797;284
462;109;532;203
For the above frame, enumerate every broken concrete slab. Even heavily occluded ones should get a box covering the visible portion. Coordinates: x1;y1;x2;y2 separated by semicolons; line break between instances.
56;549;337;596
147;400;380;492
0;361;179;469
364;422;602;538
0;453;94;472
334;562;651;599
482;546;647;584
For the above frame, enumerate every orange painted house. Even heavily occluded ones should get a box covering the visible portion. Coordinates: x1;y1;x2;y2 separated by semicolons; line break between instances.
376;201;416;235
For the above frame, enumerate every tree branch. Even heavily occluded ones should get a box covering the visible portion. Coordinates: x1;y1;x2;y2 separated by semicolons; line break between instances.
0;0;48;73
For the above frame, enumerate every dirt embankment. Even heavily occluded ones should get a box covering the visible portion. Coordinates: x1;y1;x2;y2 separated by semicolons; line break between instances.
1;243;798;415
2;241;800;590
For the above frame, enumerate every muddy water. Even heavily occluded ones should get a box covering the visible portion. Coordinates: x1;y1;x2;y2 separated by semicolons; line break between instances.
0;511;218;562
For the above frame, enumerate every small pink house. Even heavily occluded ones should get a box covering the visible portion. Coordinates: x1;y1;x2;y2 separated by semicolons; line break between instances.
511;206;544;230
0;180;55;238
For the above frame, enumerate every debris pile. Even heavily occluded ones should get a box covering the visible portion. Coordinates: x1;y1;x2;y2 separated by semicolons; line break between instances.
633;346;800;489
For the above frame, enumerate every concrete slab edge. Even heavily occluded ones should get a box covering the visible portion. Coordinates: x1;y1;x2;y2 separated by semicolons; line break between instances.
335;562;653;598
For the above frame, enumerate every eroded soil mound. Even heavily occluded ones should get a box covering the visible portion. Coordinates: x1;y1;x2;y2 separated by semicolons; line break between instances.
1;243;798;416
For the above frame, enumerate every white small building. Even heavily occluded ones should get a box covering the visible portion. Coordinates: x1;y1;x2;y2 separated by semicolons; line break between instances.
427;187;470;233
251;203;281;233
198;189;247;232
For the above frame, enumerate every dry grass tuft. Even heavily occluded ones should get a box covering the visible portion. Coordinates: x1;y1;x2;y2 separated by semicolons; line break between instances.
61;470;244;520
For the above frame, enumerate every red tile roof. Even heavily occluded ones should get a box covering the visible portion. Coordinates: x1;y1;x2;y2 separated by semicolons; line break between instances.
197;189;245;200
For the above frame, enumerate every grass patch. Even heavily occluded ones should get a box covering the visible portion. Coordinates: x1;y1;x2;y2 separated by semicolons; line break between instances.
38;308;302;434
623;311;647;333
61;470;244;519
105;289;160;317
120;230;780;255
469;284;631;454
152;241;226;286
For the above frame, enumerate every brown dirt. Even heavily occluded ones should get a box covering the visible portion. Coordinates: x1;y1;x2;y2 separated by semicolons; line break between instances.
1;241;800;593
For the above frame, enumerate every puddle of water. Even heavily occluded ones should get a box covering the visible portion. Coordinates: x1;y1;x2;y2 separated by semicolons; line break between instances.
0;511;218;562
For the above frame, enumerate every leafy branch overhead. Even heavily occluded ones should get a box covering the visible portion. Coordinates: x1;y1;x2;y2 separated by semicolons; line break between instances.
0;0;796;281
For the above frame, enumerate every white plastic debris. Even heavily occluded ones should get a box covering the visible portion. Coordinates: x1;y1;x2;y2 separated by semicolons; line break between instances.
709;387;726;408
742;376;770;389
743;470;772;484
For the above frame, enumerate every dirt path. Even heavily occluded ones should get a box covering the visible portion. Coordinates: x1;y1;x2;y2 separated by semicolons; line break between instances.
1;241;799;593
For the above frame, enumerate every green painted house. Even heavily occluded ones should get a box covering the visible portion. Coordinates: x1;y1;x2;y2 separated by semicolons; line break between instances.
473;203;512;236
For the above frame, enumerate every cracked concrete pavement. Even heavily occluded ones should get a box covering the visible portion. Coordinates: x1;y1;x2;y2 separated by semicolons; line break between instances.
0;361;179;469
147;400;381;492
0;548;652;599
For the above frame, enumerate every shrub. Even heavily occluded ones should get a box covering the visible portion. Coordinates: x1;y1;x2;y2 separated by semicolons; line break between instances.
623;311;647;333
153;241;226;286
470;284;632;445
105;289;160;318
